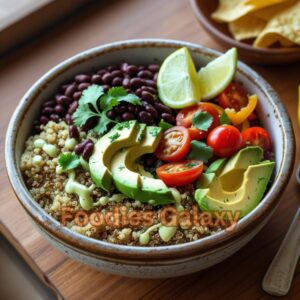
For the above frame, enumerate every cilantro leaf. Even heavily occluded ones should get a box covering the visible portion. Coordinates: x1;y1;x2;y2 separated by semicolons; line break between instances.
73;103;98;127
109;132;121;142
192;111;213;131
79;85;104;112
93;112;116;135
159;119;173;131
58;153;81;171
219;111;231;125
187;141;213;163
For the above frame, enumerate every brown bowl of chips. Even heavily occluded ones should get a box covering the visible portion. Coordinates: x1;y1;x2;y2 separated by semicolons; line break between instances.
190;0;300;65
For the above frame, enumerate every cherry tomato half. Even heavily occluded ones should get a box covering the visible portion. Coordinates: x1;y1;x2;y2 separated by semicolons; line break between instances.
156;160;204;187
218;83;248;111
242;127;272;151
176;103;220;140
207;125;244;158
155;126;191;162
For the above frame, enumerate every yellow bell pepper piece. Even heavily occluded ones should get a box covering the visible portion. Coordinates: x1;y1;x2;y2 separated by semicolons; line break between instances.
225;95;258;125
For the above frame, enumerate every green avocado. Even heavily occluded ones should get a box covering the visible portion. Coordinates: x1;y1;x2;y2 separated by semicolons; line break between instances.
195;146;275;219
111;126;175;205
89;121;139;191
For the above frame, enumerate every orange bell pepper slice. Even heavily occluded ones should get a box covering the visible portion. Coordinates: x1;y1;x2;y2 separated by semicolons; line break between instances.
225;95;258;125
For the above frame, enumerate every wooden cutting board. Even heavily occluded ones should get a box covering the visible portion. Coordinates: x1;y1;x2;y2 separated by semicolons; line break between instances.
0;0;300;299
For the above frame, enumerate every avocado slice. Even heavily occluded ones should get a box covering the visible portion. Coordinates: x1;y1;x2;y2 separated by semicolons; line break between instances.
89;121;139;191
205;158;227;175
111;126;175;205
195;161;275;218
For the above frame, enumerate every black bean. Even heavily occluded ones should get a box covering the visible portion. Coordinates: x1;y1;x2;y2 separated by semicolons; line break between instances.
148;64;160;72
137;70;153;79
54;105;65;116
130;77;143;88
139;111;154;125
161;113;175;123
102;73;113;84
141;91;155;104
144;79;156;88
121;63;129;72
42;107;54;116
135;88;142;97
114;105;127;114
43;100;55;108
122;112;135;121
126;65;138;76
91;74;102;84
127;104;136;112
154;102;173;114
60;84;69;93
50;114;60;122
75;74;91;83
122;78;130;89
138;66;146;71
111;70;123;78
82;143;94;160
145;155;157;167
64;85;77;98
112;77;122;86
97;69;107;76
65;114;73;125
73;91;82;101
141;86;156;94
103;85;110;92
106;110;115;119
69;125;80;140
40;116;49;125
81;117;98;131
68;101;78;114
56;95;72;106
145;104;158;118
153;72;159;81
78;82;91;91
107;65;118;72
75;141;87;155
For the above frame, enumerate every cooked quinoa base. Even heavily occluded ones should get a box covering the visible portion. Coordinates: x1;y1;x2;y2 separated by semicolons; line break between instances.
21;121;223;246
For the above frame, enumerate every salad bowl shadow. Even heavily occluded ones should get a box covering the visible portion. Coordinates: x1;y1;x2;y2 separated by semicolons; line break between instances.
5;39;295;278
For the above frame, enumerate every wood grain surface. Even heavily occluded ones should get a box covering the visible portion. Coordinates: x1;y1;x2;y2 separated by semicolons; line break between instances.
0;0;299;299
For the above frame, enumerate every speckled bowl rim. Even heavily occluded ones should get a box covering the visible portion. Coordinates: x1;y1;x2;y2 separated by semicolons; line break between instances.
5;39;295;262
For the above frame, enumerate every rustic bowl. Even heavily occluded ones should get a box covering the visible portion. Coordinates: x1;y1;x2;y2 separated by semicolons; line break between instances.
5;39;295;278
190;0;300;65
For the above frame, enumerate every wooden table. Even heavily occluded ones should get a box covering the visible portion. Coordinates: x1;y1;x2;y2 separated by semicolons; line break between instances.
0;0;299;299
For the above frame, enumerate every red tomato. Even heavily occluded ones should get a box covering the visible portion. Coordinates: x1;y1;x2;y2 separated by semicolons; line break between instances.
155;126;191;162
207;125;244;158
218;83;248;111
242;127;272;151
156;160;204;187
176;103;219;140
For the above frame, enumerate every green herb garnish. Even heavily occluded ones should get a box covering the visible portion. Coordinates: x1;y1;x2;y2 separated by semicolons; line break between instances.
58;153;81;171
187;141;213;163
186;161;199;168
109;132;121;142
149;127;161;137
159;119;173;131
73;85;141;135
219;111;231;125
192;111;213;131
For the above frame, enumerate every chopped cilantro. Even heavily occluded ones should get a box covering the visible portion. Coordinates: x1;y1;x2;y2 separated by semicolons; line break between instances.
187;141;213;163
159;119;173;131
58;153;81;171
219;111;231;125
149;127;161;137
192;111;213;131
73;85;141;135
109;132;121;142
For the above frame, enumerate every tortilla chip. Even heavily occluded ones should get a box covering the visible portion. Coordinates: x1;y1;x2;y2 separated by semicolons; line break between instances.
212;0;292;23
229;14;266;40
254;0;300;47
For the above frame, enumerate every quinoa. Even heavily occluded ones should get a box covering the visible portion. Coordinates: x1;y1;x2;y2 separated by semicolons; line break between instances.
20;121;222;246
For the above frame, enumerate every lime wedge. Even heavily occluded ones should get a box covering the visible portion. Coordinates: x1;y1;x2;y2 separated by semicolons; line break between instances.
198;48;238;101
157;47;201;109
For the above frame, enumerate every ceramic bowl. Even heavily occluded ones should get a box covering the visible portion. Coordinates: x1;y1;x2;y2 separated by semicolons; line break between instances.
190;0;300;65
5;39;295;278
